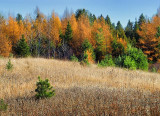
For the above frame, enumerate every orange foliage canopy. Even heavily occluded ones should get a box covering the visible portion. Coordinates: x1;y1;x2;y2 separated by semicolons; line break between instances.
138;16;160;62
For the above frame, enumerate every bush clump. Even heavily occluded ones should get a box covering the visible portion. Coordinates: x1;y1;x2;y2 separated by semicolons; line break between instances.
70;54;79;62
99;55;115;67
35;76;55;99
115;45;148;70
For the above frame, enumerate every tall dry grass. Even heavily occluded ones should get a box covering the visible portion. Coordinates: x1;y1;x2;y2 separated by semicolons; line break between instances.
0;58;160;115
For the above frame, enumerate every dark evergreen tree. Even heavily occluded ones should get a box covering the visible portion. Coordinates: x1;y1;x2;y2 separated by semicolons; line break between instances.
59;22;73;59
111;39;125;58
125;20;133;38
15;35;30;57
89;13;96;25
65;21;73;44
133;20;140;44
75;9;88;19
105;15;112;29
116;21;127;40
16;13;23;24
138;13;146;29
125;20;135;45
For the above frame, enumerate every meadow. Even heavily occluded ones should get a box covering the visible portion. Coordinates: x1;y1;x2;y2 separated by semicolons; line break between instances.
0;58;160;115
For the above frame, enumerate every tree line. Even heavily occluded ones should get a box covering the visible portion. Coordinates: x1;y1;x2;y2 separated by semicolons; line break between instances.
0;7;160;69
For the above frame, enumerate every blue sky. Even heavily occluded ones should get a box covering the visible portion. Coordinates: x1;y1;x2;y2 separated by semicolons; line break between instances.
0;0;160;27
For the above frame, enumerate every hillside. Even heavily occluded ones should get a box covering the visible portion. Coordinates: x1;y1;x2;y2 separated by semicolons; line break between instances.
0;58;160;115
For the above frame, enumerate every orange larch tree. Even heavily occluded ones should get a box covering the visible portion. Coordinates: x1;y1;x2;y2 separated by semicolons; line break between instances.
6;16;21;45
0;33;12;57
138;16;160;62
48;12;61;46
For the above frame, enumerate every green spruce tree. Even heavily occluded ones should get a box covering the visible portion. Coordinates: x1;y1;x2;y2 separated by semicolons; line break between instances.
15;35;30;57
116;21;127;40
65;21;73;45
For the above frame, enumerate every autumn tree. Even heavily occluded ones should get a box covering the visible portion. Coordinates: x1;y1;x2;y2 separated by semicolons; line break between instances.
32;7;48;57
6;16;21;45
0;33;12;57
138;16;160;62
76;14;92;56
49;12;61;46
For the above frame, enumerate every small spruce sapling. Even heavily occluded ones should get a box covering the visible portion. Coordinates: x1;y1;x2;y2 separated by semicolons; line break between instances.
35;76;55;99
0;99;8;111
6;59;13;70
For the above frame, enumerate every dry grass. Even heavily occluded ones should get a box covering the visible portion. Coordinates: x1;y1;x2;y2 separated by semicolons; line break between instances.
0;58;160;115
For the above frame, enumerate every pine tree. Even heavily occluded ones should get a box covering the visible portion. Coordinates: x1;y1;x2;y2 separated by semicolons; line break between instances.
105;15;112;29
35;76;55;99
16;13;23;24
116;21;127;40
125;20;133;39
65;21;73;44
138;13;146;27
15;35;30;57
133;20;140;43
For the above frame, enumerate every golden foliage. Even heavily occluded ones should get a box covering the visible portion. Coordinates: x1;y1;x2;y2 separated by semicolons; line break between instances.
117;38;127;49
138;16;160;61
0;33;12;57
86;50;94;64
49;12;62;46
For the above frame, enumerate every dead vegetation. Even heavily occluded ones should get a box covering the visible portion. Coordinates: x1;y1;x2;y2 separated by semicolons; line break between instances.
0;58;160;115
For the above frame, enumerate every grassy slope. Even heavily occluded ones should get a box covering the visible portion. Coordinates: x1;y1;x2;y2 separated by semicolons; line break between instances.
0;58;160;115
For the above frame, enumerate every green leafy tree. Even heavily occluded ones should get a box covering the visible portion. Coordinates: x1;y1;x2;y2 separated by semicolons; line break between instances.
123;55;136;70
15;35;30;57
95;28;106;61
115;45;148;70
35;76;55;99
